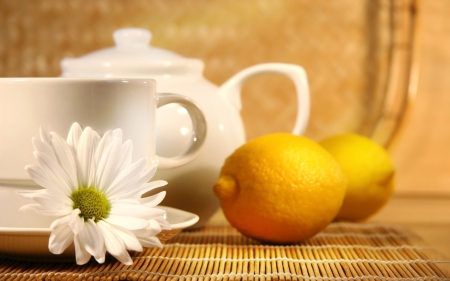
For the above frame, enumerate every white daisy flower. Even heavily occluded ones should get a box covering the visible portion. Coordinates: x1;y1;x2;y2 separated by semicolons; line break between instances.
18;122;170;265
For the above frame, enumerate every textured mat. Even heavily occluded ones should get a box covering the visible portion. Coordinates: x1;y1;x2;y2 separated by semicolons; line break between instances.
0;222;449;281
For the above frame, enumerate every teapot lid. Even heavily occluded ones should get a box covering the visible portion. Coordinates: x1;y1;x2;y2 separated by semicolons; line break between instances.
60;28;204;77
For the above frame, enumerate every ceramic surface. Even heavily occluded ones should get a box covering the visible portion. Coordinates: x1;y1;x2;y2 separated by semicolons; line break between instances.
60;28;311;228
0;206;199;262
0;77;206;180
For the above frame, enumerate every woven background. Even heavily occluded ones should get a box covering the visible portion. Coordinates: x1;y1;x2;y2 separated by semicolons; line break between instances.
0;0;415;145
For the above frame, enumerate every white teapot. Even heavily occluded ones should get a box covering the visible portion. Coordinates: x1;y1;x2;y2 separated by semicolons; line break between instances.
60;28;310;228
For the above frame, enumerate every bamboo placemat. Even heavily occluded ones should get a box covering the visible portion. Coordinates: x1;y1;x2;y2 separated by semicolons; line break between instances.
0;222;449;281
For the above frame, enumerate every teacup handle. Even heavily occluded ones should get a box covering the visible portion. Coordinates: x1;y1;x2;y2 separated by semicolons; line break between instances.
156;93;207;169
219;63;310;135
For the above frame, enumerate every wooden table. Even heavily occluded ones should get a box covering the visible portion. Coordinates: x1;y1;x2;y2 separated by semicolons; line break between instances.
369;195;450;259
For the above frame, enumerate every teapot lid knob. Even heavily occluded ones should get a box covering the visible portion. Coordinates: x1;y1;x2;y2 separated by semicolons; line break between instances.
113;28;151;48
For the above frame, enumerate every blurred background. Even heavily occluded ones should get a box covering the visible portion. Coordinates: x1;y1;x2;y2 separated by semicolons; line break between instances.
0;0;412;146
0;0;449;252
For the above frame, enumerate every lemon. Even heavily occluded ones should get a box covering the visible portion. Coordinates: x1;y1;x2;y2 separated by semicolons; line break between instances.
319;133;395;221
213;133;347;243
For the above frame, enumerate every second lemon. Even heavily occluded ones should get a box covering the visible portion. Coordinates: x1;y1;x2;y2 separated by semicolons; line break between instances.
319;133;395;221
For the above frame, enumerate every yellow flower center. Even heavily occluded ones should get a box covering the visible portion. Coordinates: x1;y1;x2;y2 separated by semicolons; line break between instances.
71;188;111;222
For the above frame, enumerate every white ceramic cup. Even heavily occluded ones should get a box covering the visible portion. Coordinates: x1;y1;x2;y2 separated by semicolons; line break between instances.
0;77;207;227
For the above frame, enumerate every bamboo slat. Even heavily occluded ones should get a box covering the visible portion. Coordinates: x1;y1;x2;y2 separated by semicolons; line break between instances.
0;222;448;281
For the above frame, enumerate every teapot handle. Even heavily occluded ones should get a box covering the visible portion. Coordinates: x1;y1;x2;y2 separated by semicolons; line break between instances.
218;63;310;135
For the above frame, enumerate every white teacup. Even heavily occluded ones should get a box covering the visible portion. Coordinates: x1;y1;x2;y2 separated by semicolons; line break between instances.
0;77;207;228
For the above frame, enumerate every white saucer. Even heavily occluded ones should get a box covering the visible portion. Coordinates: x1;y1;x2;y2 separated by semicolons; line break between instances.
0;206;198;262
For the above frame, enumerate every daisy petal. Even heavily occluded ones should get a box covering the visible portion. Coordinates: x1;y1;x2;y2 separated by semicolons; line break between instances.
131;164;161;193
68;209;84;234
35;151;73;195
21;123;170;266
49;224;74;254
19;204;71;217
107;224;143;252
25;165;61;194
106;158;148;199
132;219;161;238
74;235;91;265
91;131;101;152
79;219;105;263
109;249;133;265
110;198;140;206
50;132;78;190
110;204;166;218
117;140;132;172
125;180;167;199
114;164;160;200
17;189;71;210
141;164;158;183
112;128;123;139
140;191;166;207
16;189;46;197
96;220;125;254
50;213;73;230
154;216;172;230
137;236;162;248
77;127;97;187
97;221;133;265
89;131;101;185
94;131;113;164
39;127;52;145
67;122;82;153
95;138;123;193
105;215;150;230
32;137;57;161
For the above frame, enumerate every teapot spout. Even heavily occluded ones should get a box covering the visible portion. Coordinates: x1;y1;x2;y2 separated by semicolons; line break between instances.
218;63;310;135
